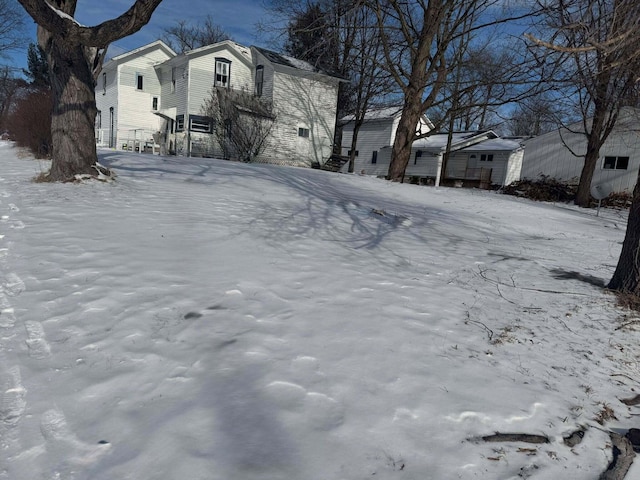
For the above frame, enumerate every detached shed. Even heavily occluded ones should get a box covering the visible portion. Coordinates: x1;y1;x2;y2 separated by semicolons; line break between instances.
371;131;524;187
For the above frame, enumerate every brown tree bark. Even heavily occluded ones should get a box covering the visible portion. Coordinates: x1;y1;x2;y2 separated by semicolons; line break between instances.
17;0;163;181
575;110;606;207
388;92;425;182
608;170;640;293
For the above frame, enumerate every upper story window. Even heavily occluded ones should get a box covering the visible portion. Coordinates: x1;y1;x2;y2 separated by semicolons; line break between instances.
152;97;158;111
136;73;144;91
255;65;264;97
480;153;493;162
102;72;106;95
298;127;310;138
171;67;176;93
603;156;629;170
215;58;231;88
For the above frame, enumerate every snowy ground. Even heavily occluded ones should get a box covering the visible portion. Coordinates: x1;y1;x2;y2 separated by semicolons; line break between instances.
1;142;640;480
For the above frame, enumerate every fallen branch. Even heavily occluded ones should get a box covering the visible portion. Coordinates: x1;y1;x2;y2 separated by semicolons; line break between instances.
477;266;591;296
480;433;549;444
600;433;634;480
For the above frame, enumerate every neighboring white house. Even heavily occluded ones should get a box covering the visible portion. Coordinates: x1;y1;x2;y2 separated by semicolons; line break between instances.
342;114;524;187
340;107;433;174
521;107;640;194
96;40;176;151
96;40;342;167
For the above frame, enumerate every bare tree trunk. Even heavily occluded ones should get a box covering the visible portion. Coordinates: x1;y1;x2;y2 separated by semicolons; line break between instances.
388;88;424;182
348;117;366;173
575;134;602;207
608;171;640;293
16;0;163;181
40;29;99;180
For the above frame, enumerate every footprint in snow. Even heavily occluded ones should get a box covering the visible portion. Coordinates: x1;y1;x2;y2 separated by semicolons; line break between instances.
264;378;345;431
0;365;27;428
2;273;25;297
25;321;51;359
0;293;16;328
40;408;111;476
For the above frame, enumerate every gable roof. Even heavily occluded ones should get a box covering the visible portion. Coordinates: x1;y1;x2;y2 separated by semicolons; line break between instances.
185;40;253;65
108;40;176;64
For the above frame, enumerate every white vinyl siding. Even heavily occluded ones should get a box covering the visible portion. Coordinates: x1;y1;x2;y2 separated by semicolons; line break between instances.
522;112;640;193
341;114;432;174
101;43;174;150
268;71;338;166
95;67;118;147
187;49;253;114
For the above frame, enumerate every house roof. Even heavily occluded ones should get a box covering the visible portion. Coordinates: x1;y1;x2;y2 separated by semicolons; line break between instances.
412;131;499;151
458;137;524;152
185;40;253;64
107;40;176;64
252;46;344;79
340;107;434;129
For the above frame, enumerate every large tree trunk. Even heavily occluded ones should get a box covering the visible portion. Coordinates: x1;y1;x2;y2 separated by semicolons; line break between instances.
387;88;424;182
608;171;640;293
575;106;606;207
16;0;163;181
40;28;100;181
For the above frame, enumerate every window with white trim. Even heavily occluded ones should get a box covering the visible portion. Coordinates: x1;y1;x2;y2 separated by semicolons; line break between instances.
189;115;213;133
255;65;264;97
176;115;185;132
136;73;143;90
298;127;310;138
215;58;230;88
603;156;629;170
152;97;158;111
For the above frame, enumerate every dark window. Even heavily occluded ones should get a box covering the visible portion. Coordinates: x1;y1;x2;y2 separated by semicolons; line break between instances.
371;151;378;164
176;115;185;132
414;150;422;165
136;74;143;90
171;67;176;93
255;65;264;97
102;72;106;95
189;115;213;133
480;154;494;162
215;58;231;88
604;156;629;170
298;127;310;138
152;97;158;110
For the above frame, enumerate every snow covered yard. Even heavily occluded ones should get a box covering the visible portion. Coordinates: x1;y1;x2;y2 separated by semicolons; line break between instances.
1;141;640;479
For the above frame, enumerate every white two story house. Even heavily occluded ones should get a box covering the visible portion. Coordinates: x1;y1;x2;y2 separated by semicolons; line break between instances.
96;40;176;151
96;40;343;167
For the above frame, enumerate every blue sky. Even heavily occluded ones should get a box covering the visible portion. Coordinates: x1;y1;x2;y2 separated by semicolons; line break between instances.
9;0;279;69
